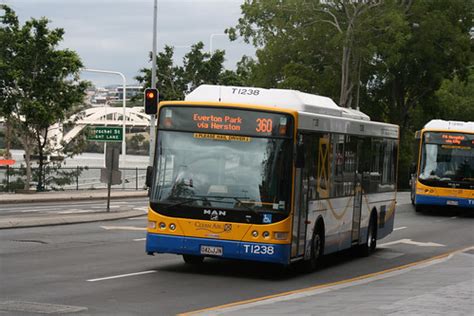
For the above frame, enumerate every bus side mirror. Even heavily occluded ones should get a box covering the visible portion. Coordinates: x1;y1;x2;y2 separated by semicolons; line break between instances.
146;166;153;188
295;143;305;169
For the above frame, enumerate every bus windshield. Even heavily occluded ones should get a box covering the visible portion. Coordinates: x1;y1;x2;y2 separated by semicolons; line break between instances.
150;130;293;213
419;132;474;185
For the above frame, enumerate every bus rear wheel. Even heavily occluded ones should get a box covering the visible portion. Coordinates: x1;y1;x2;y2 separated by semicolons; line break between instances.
182;254;204;264
360;216;377;257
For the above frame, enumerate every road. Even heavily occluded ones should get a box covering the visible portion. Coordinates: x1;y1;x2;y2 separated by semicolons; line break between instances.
0;198;148;216
0;195;473;315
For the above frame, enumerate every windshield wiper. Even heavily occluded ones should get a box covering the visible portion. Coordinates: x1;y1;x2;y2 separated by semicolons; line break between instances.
161;197;211;210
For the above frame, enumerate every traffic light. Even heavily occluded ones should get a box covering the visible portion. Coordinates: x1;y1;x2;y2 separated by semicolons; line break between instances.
144;88;158;114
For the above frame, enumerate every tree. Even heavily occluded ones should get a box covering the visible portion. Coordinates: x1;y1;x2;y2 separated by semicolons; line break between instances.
136;42;244;101
227;0;387;108
0;5;88;191
135;45;186;100
364;0;472;187
227;0;473;187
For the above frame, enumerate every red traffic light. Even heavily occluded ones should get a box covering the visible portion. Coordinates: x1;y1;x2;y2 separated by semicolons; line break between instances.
146;91;155;99
144;88;158;115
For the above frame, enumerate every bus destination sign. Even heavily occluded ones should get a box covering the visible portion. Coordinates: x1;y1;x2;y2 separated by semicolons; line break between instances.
425;132;474;147
158;106;293;137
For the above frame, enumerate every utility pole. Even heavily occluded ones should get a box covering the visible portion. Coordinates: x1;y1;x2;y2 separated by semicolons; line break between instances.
149;0;158;166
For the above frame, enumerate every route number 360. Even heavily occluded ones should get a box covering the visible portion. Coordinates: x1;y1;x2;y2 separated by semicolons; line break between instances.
256;118;273;133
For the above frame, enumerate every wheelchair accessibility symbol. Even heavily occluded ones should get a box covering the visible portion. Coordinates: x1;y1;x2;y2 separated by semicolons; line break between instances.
262;214;272;224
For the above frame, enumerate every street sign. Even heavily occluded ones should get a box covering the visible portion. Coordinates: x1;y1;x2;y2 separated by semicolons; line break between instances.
87;126;123;142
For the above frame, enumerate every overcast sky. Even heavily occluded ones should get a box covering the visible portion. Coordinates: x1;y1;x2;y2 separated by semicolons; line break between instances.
3;0;255;87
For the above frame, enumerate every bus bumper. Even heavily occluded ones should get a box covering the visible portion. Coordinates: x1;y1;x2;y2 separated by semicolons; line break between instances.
146;233;291;265
416;194;474;208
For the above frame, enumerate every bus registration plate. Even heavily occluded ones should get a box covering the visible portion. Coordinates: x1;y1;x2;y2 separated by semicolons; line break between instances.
447;200;458;206
200;245;223;256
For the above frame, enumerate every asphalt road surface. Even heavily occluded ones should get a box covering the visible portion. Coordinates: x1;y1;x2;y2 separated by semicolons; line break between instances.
0;196;473;315
0;198;149;216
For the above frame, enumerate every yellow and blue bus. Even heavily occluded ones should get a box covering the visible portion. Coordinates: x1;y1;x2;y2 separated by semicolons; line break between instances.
410;120;474;211
146;85;399;268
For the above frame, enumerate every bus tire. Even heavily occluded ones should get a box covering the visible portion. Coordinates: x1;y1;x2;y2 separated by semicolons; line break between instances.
303;223;324;272
360;214;377;257
182;254;204;264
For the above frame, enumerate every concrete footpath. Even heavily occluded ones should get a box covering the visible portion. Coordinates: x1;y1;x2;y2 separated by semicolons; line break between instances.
191;247;474;315
0;189;148;229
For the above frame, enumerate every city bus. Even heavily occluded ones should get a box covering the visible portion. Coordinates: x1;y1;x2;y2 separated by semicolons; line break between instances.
146;85;399;269
410;120;474;211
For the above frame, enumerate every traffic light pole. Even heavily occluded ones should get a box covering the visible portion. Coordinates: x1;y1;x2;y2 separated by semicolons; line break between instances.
149;0;158;166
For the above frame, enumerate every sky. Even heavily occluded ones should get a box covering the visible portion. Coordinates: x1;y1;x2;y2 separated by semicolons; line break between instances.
2;0;255;87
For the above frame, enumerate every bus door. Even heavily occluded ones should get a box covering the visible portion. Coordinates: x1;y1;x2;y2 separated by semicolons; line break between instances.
291;134;310;258
350;137;363;244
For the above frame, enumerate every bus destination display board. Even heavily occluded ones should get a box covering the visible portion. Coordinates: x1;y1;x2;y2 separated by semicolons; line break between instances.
425;132;474;147
158;106;293;137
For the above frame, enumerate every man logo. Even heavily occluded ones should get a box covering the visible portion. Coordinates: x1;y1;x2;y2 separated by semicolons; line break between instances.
203;209;226;221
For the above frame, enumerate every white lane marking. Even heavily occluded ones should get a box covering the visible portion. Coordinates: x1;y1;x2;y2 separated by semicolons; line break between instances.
128;217;146;220
393;226;407;231
379;238;445;248
56;210;96;214
133;238;146;241
87;270;156;282
100;225;146;231
133;207;149;213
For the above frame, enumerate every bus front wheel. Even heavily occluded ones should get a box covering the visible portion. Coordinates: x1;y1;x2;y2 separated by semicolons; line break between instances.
182;254;204;264
415;204;423;213
303;225;324;272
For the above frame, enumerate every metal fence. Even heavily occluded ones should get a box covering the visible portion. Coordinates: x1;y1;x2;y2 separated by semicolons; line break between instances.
0;166;148;192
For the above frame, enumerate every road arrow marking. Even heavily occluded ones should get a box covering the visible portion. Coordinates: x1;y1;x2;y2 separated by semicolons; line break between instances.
379;238;445;247
100;225;146;231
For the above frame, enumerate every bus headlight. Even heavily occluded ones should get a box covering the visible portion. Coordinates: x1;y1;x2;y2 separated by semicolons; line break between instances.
274;232;288;240
148;221;157;229
252;230;259;237
169;223;176;231
262;231;270;238
159;222;166;229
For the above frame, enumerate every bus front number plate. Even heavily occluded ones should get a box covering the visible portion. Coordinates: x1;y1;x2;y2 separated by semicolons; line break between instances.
200;245;223;256
447;200;458;206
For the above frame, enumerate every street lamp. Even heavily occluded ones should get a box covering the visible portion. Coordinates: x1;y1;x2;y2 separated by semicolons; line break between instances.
209;33;227;53
81;68;127;170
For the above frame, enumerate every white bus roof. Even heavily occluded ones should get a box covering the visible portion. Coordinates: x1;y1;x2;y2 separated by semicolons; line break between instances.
185;85;370;121
424;120;474;132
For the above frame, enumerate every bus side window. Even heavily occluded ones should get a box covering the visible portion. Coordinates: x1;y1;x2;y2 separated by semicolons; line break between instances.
344;135;357;196
303;133;321;201
331;134;345;198
359;137;372;194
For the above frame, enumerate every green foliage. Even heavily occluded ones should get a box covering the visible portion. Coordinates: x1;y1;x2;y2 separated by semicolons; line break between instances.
228;0;473;188
0;5;89;191
135;42;249;100
127;133;149;155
